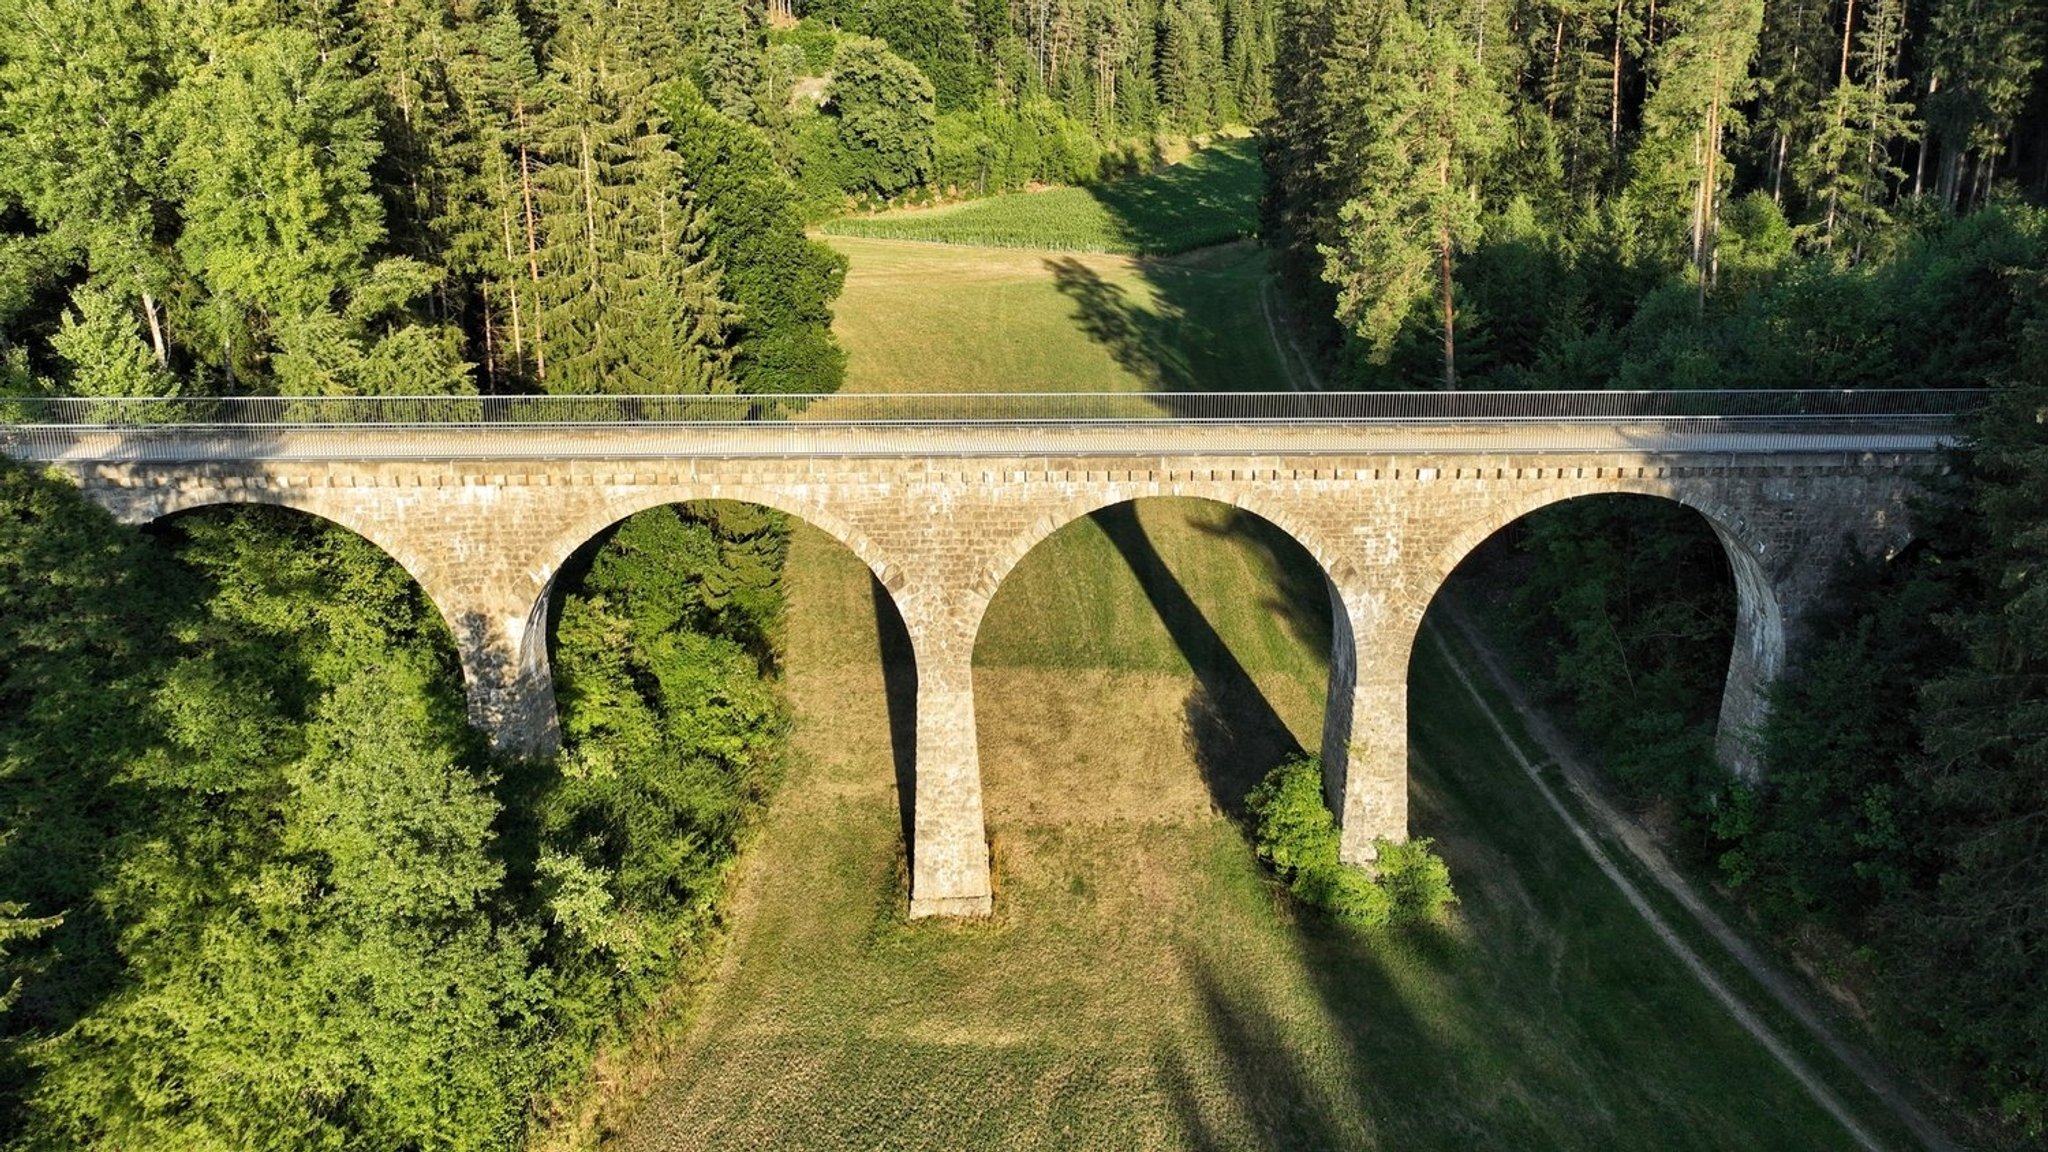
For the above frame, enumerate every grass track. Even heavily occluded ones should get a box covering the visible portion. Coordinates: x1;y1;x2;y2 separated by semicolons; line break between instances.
615;510;1865;1151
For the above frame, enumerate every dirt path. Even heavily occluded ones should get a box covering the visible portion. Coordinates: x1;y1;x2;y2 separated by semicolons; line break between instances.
1435;605;1959;1152
1259;274;1324;393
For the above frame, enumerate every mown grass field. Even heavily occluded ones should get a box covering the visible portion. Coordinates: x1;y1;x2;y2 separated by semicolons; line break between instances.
820;136;1261;255
615;511;1869;1151
605;141;1899;1150
823;238;1291;394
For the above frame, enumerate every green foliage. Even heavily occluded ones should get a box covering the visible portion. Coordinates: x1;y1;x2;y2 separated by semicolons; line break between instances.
0;478;792;1149
665;85;849;394
822;135;1260;253
532;0;735;394
825;37;937;198
0;900;55;1020
48;285;171;398
1245;756;1457;927
1317;0;1508;384
1715;323;2048;1139
542;501;789;1010
1505;496;1734;803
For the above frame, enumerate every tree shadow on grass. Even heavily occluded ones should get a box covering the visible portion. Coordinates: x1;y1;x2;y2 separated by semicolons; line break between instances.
1086;138;1262;256
1093;501;1301;821
1189;508;1333;667
1045;257;1199;393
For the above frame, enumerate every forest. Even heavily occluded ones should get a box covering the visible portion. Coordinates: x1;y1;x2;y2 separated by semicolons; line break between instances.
1256;0;2048;1136
0;0;2045;1146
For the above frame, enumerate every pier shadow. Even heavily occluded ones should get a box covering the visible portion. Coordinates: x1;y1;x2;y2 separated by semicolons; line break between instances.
870;574;920;856
1093;500;1306;821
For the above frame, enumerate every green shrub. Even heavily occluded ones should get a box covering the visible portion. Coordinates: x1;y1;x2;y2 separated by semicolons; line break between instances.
1245;756;1457;927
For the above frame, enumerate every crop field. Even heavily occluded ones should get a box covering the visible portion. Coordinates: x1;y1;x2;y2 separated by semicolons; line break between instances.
819;136;1261;255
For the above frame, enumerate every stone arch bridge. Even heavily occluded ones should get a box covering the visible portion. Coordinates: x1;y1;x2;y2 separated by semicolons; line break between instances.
1;391;1971;917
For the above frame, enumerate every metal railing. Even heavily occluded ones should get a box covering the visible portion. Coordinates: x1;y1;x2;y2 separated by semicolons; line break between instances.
0;388;1992;428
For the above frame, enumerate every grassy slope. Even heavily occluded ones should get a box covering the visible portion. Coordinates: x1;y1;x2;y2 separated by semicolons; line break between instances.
610;150;1878;1150
820;136;1261;255
824;238;1287;394
618;517;1858;1151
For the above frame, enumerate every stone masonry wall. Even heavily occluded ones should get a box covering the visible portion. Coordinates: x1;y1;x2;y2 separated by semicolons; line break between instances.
58;447;1938;913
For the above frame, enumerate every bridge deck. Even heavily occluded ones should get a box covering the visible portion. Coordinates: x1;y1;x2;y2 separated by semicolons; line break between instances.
0;419;1963;464
0;390;1978;462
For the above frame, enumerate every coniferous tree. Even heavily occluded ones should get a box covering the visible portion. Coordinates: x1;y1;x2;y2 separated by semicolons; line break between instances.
1917;0;2045;208
0;0;179;369
1320;0;1508;387
534;0;735;393
1631;0;1765;293
693;0;763;122
1795;0;1915;251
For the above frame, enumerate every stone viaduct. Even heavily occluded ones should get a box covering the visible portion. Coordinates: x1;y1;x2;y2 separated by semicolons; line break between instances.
1;394;1962;918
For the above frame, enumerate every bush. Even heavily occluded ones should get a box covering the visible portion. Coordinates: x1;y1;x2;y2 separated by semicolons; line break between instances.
1245;756;1457;928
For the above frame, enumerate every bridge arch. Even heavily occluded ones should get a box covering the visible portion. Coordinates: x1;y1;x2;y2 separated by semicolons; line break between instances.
968;493;1346;853
128;488;457;639
530;485;908;614
965;485;1353;645
1416;483;1779;780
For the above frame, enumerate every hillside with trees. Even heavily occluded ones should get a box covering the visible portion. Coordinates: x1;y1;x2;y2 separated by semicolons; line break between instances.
1263;0;2048;391
4;0;2048;1146
1261;0;2048;1137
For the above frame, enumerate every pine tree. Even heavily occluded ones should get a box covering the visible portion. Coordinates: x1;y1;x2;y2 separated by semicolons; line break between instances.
459;3;553;387
49;283;174;397
1917;0;2045;209
1630;0;1764;294
534;0;735;394
1749;0;1833;205
693;0;762;123
0;0;181;368
1794;0;1915;251
1320;0;1508;387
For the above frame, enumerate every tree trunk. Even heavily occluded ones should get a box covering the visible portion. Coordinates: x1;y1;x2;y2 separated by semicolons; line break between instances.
1912;74;1938;196
1611;0;1625;143
497;193;527;373
1771;129;1787;204
1548;11;1566;117
1438;150;1457;391
1836;0;1855;86
139;290;167;366
516;100;547;382
1440;231;1457;391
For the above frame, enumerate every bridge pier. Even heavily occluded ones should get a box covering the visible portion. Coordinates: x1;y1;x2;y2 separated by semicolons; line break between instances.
1320;577;1414;866
905;616;994;918
444;596;560;760
1711;522;1788;781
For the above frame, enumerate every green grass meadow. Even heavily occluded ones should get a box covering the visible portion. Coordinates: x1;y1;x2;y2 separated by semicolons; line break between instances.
820;136;1261;255
606;147;1889;1150
615;510;1866;1151
823;239;1290;394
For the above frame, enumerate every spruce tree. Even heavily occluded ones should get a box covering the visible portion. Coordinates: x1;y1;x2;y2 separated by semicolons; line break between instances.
1917;0;2045;208
1631;0;1764;293
1794;0;1915;251
534;0;735;394
1320;0;1507;387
